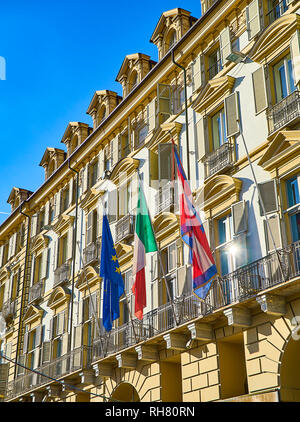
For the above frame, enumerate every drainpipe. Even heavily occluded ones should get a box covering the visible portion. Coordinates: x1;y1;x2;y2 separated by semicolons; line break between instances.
14;202;31;378
68;158;79;354
171;49;191;181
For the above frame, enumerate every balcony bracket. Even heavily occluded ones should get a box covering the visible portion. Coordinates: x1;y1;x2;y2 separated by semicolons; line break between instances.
135;345;159;362
256;294;286;316
116;352;137;369
93;362;115;378
187;322;213;341
30;391;46;402
163;333;188;351
223;307;252;327
46;384;63;399
79;369;96;387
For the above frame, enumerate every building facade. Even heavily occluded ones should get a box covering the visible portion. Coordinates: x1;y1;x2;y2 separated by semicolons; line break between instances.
0;0;300;402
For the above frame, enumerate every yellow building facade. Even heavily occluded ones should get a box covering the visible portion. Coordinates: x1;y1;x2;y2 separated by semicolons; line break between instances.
1;0;300;403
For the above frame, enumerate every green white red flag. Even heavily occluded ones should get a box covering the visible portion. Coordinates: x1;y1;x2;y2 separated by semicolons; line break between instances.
132;184;157;320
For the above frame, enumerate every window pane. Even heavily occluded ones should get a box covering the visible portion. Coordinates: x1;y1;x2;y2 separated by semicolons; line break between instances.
288;59;296;94
218;217;227;245
287;176;300;207
290;213;300;242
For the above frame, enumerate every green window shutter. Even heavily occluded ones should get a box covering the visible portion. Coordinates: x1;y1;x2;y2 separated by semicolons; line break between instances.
252;66;268;114
147;98;156;132
157;83;172;126
219;26;232;66
192;54;205;92
290;30;300;86
246;0;262;40
258;180;278;214
224;92;240;137
264;215;282;252
231;201;248;235
195;116;209;159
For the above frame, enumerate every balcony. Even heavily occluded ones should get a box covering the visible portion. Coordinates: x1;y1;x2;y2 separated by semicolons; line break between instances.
2;299;17;321
5;345;92;401
267;91;300;135
83;239;101;266
155;182;178;215
115;214;135;243
28;281;44;304
203;142;234;179
53;262;70;287
91;241;300;362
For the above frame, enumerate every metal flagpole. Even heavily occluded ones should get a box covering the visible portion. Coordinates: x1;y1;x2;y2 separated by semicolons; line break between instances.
137;170;179;326
75;241;105;356
237;119;286;280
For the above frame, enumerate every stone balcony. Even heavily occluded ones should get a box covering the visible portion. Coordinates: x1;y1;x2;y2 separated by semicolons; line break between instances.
267;90;300;135
203;142;234;179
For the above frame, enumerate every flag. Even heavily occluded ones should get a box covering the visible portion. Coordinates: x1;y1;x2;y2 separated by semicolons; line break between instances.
132;182;157;320
100;213;125;332
173;146;217;300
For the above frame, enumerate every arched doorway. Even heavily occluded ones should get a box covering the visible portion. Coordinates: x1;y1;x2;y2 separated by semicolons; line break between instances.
110;383;140;402
280;336;300;401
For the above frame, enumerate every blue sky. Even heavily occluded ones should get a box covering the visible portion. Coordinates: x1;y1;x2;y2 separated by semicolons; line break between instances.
0;0;202;224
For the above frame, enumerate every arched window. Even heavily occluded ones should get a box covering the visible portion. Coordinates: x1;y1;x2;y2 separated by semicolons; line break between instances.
97;106;106;125
129;71;138;92
167;29;177;51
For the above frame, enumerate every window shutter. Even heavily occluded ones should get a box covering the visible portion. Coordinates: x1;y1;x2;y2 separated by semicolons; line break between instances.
147;98;156;132
55;192;61;218
23;331;29;354
219;26;232;66
57;311;65;335
258;180;278;214
41;341;51;364
252;66;268;114
61;332;69;356
264;215;282;252
40;248;48;279
195;116;209;159
53;239;59;271
89;292;98;319
86;211;93;246
202;219;212;247
157;83;172;126
12;233;17;257
231;201;248;235
30;255;35;287
0;246;3;267
31;214;37;238
152;280;159;309
111;135;119;168
17;355;26;376
98;149;105;179
246;0;262;40
35;325;42;347
224;92;240;137
290;30;300;86
78;300;84;325
44;201;50;227
192;54;205;92
158;143;174;182
177;265;188;297
50;317;54;339
82;165;89;193
5;342;12;359
73;325;83;349
150;252;158;281
66;227;73;261
108;189;118;223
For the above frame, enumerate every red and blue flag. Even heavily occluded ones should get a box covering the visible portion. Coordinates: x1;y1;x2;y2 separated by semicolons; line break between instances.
174;146;217;300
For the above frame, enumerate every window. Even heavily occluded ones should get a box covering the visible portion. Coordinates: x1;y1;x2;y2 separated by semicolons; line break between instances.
136;123;148;147
167;30;177;51
104;145;111;171
211;108;227;150
86;209;98;246
58;235;68;266
208;48;222;79
121;132;130;158
88;159;98;188
286;175;300;242
49;200;55;223
61;187;70;213
130;72;138;92
37;209;45;233
33;254;42;284
267;0;288;25
273;54;296;103
216;214;233;276
161;242;177;276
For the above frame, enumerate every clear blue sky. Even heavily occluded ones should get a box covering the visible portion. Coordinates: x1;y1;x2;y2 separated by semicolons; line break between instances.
0;0;202;225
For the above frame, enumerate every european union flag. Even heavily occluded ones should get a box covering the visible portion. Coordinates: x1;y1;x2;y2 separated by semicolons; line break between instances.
100;214;124;332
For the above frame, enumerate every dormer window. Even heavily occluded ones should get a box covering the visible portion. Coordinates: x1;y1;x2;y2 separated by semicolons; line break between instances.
167;29;177;51
97;105;106;125
129;71;138;92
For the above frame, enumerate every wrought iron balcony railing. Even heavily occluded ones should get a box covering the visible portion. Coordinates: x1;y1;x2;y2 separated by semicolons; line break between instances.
267;91;300;134
115;214;135;243
28;281;44;304
203;142;234;179
53;262;70;287
5;345;92;400
155;181;178;215
2;299;17;321
92;240;300;362
83;239;101;266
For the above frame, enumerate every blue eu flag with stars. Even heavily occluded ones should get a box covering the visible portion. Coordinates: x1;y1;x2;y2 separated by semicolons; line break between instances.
100;214;125;332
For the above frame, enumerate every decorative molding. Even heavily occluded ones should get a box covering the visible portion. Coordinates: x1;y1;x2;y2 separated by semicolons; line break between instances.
75;266;101;291
23;304;44;326
256;294;287;316
116;352;137;369
163;332;188;351
187;322;213;341
223;307;252;327
47;285;71;310
135;345;159;362
52;214;74;236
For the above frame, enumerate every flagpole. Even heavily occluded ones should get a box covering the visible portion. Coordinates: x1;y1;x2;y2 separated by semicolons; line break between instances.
137;170;179;326
75;240;105;357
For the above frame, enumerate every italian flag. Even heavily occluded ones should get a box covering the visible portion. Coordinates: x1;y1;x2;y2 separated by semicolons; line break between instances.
132;185;157;320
